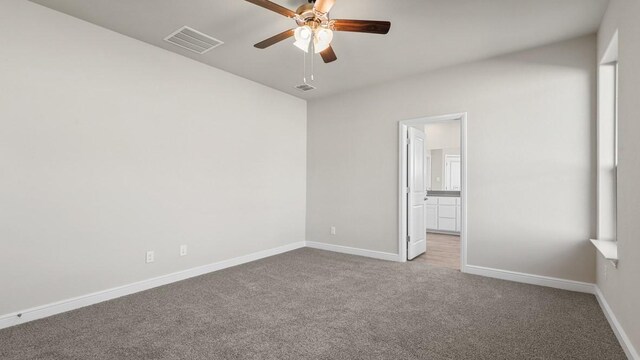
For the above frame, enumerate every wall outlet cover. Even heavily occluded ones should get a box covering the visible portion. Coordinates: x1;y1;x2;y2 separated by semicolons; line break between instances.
146;251;155;263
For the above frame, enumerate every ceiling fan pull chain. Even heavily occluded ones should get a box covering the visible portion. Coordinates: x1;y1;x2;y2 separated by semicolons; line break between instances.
311;40;315;81
303;48;307;84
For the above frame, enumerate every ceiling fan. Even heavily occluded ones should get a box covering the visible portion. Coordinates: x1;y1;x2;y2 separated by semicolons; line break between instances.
245;0;391;63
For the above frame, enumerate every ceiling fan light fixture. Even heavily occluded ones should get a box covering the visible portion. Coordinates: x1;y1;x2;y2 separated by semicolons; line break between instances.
293;25;313;52
313;28;333;53
293;39;310;52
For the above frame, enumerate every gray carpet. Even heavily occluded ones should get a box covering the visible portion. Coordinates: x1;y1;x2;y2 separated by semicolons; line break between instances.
0;248;626;359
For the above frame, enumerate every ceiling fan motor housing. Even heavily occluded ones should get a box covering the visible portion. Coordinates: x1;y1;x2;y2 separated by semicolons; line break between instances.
295;3;330;27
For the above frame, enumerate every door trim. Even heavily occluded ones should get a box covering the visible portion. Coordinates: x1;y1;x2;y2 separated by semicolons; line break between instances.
398;113;468;272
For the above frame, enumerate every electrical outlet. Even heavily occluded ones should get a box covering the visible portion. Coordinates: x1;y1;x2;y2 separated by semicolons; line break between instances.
180;245;187;256
330;226;336;235
146;250;154;263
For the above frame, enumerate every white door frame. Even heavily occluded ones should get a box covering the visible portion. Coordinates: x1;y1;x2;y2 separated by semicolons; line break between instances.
398;112;468;271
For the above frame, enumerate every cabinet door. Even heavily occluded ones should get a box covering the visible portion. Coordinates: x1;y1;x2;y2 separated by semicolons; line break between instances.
439;197;456;205
439;205;456;218
426;205;438;230
445;155;461;191
456;205;461;232
439;218;456;231
425;196;438;205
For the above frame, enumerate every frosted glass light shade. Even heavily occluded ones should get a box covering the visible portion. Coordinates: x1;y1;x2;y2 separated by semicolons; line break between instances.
294;26;312;52
314;28;333;53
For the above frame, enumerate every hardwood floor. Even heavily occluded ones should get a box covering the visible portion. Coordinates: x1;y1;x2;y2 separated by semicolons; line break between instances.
413;232;460;270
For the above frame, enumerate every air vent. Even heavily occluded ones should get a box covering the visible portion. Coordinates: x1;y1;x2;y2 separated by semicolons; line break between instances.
164;26;223;54
295;83;316;92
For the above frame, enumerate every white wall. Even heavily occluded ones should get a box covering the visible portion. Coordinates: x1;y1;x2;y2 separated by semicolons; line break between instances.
424;122;461;150
0;0;306;315
596;0;640;355
423;122;460;191
307;35;597;283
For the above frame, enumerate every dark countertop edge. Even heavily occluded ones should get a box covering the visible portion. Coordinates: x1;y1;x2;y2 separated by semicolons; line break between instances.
427;191;461;197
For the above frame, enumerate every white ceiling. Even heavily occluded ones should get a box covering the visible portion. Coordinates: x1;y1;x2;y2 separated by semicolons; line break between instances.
30;0;609;99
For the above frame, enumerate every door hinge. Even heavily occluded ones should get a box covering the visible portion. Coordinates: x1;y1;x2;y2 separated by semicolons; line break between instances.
405;187;410;194
406;137;411;146
406;235;410;243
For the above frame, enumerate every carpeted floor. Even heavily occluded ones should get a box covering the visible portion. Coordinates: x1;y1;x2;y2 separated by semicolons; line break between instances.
0;248;626;359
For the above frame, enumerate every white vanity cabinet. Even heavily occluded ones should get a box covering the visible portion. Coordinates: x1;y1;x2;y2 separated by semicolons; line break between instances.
425;196;461;234
425;197;438;229
456;198;461;232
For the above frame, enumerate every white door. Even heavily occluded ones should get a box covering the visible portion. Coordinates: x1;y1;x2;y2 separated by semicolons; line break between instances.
444;155;461;191
407;127;427;260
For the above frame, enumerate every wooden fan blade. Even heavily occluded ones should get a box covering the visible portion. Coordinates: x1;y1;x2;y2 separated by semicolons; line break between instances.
320;45;337;63
314;0;335;14
331;19;391;34
245;0;296;18
254;29;295;49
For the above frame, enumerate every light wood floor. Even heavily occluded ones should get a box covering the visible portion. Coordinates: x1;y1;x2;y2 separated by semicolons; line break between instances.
413;232;460;270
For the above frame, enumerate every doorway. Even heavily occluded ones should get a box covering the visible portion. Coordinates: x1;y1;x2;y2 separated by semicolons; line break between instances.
398;113;467;271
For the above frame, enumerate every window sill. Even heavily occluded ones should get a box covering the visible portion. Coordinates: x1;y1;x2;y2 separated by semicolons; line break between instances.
590;239;618;268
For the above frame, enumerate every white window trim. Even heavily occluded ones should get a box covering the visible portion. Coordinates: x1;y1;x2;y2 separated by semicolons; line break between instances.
592;31;619;267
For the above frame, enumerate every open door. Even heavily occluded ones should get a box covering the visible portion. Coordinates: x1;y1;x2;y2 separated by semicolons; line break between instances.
407;127;427;260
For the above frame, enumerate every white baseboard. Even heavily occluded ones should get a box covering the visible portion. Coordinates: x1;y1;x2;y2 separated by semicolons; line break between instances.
0;241;306;330
594;286;639;360
463;264;596;294
305;241;400;262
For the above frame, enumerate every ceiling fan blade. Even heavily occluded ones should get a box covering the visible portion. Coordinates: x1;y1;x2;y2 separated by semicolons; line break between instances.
314;0;335;14
245;0;296;18
254;29;295;49
331;19;391;34
320;45;337;63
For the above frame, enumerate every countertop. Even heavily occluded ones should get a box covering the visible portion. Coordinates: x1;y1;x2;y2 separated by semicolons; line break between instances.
427;191;461;197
